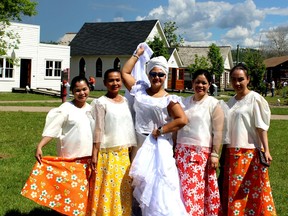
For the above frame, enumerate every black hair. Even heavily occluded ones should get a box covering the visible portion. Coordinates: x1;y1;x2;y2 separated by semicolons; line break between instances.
103;68;121;81
230;62;249;77
193;69;212;83
70;76;89;91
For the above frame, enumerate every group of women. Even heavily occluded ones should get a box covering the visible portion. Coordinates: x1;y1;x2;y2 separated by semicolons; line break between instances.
21;43;276;216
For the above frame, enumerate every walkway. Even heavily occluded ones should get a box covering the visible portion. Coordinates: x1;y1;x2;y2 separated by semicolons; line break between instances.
0;104;287;120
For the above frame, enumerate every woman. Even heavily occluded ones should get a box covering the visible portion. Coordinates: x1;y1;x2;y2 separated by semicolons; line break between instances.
21;76;94;216
87;69;137;216
121;45;188;216
220;63;277;215
175;69;225;215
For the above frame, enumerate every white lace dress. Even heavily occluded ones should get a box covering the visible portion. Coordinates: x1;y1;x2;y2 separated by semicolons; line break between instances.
129;81;188;216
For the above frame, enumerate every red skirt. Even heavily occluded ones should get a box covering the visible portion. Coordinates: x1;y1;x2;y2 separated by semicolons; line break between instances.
220;148;277;216
21;156;91;216
175;144;220;216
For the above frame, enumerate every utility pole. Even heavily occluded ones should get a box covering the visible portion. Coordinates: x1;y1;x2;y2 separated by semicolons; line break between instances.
236;44;240;64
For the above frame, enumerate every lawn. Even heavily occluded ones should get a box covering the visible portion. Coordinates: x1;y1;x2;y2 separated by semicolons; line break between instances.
0;111;287;215
1;91;287;115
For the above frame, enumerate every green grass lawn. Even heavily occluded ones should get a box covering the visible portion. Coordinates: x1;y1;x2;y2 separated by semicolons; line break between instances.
0;111;287;215
1;92;287;115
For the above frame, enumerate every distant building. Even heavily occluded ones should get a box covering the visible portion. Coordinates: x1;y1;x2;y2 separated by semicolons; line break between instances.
0;22;70;92
69;20;184;90
177;46;233;90
264;55;288;86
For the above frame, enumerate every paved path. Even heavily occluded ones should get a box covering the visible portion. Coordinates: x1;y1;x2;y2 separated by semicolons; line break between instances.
0;105;288;120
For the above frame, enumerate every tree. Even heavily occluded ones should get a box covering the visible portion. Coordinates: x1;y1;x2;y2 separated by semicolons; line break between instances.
207;43;224;88
242;49;266;92
163;21;184;50
0;0;37;56
265;26;288;57
147;36;169;59
187;54;210;76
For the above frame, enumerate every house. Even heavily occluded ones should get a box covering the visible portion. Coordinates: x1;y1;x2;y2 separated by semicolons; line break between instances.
69;20;184;90
264;56;288;86
0;22;70;92
177;46;234;90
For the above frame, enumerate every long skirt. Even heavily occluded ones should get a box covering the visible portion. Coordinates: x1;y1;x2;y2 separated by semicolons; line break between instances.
86;147;132;216
21;156;91;216
220;148;277;216
175;144;220;216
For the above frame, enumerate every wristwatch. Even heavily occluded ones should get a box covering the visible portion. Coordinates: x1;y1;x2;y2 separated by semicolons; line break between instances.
157;126;164;136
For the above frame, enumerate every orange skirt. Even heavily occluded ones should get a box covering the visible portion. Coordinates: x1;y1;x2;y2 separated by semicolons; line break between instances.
21;156;91;216
220;148;276;216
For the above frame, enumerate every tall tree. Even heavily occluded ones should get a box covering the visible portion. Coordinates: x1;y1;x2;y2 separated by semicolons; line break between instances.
0;0;37;56
265;26;288;57
242;49;266;91
188;54;210;76
147;36;169;59
207;43;224;88
163;21;184;49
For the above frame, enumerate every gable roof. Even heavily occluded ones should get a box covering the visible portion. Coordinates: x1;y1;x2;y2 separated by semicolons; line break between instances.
70;20;159;56
264;56;288;68
58;33;77;45
177;46;232;67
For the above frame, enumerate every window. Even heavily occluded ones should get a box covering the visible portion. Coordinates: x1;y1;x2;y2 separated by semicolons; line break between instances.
96;58;102;78
0;58;14;79
45;60;62;77
54;61;61;77
114;58;121;70
0;58;3;78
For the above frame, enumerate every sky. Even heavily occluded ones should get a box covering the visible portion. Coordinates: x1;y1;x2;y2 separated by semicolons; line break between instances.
21;0;288;49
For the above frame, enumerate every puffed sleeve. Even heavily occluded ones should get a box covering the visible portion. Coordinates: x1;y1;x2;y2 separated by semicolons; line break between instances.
42;108;67;138
93;99;105;144
90;99;97;121
211;102;225;146
218;100;230;144
253;95;271;131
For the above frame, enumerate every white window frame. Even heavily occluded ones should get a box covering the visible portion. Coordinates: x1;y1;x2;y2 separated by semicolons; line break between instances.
0;58;14;79
45;60;62;78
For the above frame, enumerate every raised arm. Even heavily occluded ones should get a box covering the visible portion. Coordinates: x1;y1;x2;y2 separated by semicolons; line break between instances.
121;46;145;91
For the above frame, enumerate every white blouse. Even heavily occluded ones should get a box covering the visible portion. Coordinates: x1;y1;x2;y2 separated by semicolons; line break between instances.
177;95;225;148
227;91;271;149
130;81;182;136
92;96;137;149
42;102;94;158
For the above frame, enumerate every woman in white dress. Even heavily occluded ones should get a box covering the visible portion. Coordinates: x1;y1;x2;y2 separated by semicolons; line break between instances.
87;69;137;216
175;69;225;215
22;76;94;216
121;45;188;216
220;63;277;215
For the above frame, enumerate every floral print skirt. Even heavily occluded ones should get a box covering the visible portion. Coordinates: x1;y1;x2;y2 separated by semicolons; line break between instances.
220;148;277;216
175;144;220;216
86;147;132;216
21;156;91;216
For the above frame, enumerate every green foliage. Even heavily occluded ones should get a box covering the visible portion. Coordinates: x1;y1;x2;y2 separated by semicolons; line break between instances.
0;0;37;56
208;43;224;85
147;36;169;59
187;54;210;76
163;21;184;49
242;49;266;91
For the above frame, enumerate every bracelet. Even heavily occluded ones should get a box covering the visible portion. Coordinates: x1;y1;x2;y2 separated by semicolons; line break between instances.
211;152;219;158
132;54;139;60
157;126;164;136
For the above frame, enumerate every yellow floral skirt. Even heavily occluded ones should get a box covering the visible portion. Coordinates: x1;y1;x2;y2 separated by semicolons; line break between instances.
86;148;132;216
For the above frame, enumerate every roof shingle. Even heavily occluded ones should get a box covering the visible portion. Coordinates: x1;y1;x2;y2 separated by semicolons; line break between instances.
70;20;158;56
